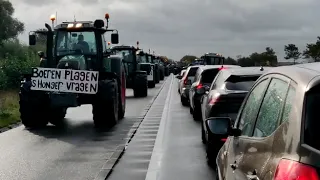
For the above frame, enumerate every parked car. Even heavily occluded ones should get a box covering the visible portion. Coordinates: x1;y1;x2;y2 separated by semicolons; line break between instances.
188;65;240;120
177;69;187;94
178;65;203;106
215;63;320;180
200;66;272;165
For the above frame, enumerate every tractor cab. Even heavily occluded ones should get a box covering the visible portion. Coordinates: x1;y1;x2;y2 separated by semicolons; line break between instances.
200;53;225;65
28;13;119;71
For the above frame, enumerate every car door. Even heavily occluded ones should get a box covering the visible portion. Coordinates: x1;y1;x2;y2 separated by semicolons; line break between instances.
234;77;290;180
223;77;271;180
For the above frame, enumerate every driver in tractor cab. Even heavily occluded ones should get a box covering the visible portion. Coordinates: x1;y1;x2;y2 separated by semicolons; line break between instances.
76;34;90;53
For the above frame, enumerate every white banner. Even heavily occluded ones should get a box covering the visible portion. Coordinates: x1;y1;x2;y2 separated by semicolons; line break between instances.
30;68;99;94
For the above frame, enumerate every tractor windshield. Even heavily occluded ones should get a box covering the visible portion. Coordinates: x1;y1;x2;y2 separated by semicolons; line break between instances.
147;55;152;63
113;49;134;63
203;56;224;65
137;54;147;63
55;30;97;57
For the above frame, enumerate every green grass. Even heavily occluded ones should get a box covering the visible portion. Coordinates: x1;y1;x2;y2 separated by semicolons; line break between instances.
0;91;20;128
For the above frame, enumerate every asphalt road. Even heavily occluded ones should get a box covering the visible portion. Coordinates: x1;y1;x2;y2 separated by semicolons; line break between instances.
0;79;166;180
107;77;216;180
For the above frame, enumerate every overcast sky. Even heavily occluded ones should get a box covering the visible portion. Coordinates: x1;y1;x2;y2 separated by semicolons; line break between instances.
10;0;320;61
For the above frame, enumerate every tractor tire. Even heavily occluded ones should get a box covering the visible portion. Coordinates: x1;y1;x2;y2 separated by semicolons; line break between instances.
92;79;119;128
180;96;189;106
148;81;155;88
155;69;160;84
118;89;125;120
133;73;148;97
19;83;49;128
160;70;164;80
48;107;67;126
164;67;169;76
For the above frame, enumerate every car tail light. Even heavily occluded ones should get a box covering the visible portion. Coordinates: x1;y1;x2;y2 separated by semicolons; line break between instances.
209;93;220;105
274;159;320;180
196;83;203;89
220;138;227;142
219;67;227;70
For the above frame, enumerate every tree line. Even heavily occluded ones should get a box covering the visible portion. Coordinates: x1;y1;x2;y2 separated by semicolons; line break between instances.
180;37;320;67
0;0;45;90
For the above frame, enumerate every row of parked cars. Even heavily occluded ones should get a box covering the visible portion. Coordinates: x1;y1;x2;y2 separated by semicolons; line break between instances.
176;63;320;180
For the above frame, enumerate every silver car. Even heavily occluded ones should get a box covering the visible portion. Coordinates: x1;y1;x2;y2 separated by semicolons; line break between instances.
179;65;203;106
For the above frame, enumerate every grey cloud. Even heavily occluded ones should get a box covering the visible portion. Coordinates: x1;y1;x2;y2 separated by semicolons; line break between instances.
11;0;320;60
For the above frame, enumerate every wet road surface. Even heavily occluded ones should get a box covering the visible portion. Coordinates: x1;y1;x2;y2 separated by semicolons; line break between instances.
107;76;216;180
0;78;167;180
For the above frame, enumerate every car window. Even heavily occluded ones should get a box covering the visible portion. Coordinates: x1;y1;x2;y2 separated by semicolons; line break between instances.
237;79;269;136
280;85;296;123
210;71;225;90
253;78;288;138
187;67;198;77
201;68;220;84
304;87;320;150
225;81;255;91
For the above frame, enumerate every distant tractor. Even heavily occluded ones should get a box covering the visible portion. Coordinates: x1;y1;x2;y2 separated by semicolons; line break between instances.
110;45;151;96
21;13;126;128
146;53;160;84
200;53;225;65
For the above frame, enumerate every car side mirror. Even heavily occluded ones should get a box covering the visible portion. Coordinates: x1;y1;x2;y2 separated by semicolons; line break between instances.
29;34;36;45
230;128;242;137
205;117;232;136
111;33;119;44
176;75;182;79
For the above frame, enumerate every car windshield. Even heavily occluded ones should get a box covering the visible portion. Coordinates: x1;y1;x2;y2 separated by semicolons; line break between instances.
187;67;199;76
55;31;96;56
225;81;255;91
201;68;220;84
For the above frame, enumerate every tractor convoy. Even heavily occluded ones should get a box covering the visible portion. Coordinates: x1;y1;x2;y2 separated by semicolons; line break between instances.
21;13;171;129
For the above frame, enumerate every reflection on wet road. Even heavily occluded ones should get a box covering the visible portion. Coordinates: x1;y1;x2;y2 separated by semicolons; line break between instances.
0;79;166;180
107;76;216;180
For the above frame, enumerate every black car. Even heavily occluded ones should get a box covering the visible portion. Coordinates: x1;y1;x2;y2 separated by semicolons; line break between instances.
200;66;272;164
188;65;240;121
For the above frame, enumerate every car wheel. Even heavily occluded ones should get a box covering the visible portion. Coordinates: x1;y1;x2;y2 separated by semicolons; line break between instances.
201;123;206;144
189;106;193;114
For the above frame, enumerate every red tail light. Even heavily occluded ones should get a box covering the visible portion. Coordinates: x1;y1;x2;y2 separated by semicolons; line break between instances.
219;67;227;70
209;94;220;105
274;159;320;180
196;83;203;89
220;138;227;142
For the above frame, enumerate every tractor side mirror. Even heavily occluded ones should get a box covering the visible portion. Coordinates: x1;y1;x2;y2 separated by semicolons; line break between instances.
111;33;119;44
29;34;36;45
37;51;45;58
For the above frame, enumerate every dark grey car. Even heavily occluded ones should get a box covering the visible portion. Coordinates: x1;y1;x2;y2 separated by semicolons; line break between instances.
215;62;320;180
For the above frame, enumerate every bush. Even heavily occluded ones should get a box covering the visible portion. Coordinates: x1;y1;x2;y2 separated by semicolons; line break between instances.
0;39;43;128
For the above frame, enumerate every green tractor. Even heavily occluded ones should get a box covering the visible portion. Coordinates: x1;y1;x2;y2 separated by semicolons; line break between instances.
146;53;160;84
21;13;126;128
154;56;165;81
110;45;150;96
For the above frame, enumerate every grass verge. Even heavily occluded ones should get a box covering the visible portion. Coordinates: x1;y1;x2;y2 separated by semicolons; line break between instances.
0;91;20;128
